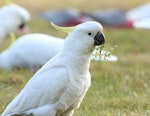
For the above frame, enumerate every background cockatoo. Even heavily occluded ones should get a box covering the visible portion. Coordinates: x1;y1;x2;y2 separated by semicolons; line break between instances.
39;2;150;29
1;21;105;116
126;2;150;22
0;3;30;42
126;2;150;29
0;33;64;70
0;33;117;71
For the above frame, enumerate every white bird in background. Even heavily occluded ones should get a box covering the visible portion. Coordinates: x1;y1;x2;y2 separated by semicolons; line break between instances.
1;21;105;116
132;17;150;29
126;2;150;22
0;33;64;70
126;2;150;29
0;3;30;42
0;33;117;71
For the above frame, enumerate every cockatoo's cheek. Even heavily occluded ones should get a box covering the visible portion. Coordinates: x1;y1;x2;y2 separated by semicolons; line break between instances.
94;32;105;45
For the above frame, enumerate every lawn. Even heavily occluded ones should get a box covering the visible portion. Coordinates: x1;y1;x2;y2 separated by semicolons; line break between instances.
0;0;150;115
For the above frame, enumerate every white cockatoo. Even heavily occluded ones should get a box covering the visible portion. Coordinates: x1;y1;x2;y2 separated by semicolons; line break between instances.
126;2;150;29
0;3;30;42
132;17;150;29
1;21;105;116
126;2;150;22
0;33;64;70
0;33;117;71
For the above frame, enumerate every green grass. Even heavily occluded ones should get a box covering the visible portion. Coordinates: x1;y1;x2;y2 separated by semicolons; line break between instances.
0;0;150;115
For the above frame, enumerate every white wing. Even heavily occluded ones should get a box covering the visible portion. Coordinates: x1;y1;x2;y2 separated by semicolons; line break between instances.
127;2;150;21
8;34;63;69
133;17;150;29
0;33;64;70
1;66;69;116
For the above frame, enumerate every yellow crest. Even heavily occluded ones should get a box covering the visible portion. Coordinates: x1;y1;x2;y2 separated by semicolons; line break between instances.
51;22;76;33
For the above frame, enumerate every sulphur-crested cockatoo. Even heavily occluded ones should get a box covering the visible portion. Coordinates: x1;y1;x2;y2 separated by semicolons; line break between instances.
126;2;150;29
132;17;150;29
0;33;116;71
0;3;30;42
1;21;105;116
0;33;64;70
126;2;150;22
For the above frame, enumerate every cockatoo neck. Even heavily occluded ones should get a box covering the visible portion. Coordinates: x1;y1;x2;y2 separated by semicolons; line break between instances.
60;33;95;71
60;43;92;72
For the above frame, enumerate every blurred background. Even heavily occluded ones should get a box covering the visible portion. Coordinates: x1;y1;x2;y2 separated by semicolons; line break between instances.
0;0;150;115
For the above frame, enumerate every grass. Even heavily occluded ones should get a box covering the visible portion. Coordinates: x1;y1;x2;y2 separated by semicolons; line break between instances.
0;0;150;115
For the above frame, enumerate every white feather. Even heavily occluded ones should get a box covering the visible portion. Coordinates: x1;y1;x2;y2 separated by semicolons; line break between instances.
126;2;150;21
1;21;104;116
126;2;150;29
0;33;64;70
133;17;150;29
0;4;30;42
0;33;117;70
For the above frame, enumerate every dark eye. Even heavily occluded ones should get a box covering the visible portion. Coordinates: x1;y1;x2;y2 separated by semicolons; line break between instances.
19;23;25;29
88;32;92;36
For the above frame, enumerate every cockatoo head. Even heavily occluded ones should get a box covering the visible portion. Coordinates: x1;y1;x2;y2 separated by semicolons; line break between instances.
2;4;30;33
51;21;105;53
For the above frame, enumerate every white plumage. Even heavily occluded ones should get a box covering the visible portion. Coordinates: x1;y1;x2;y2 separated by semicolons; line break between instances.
0;33;64;70
0;4;30;42
132;17;150;29
0;33;117;71
126;2;150;21
1;21;105;116
126;2;150;29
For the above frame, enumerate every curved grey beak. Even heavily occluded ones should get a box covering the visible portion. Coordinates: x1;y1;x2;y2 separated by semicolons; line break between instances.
94;32;105;45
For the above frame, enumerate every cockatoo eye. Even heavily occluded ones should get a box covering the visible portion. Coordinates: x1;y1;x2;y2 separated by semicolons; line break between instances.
88;32;92;36
19;23;25;30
